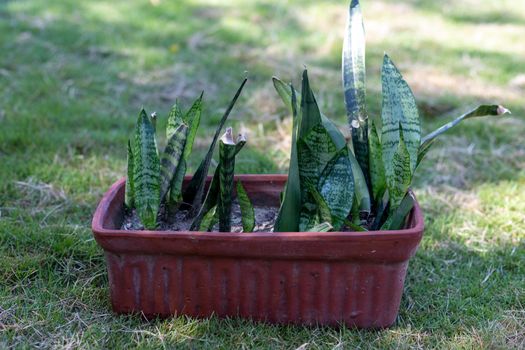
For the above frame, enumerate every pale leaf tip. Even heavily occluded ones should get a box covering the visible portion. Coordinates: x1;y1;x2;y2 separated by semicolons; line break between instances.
497;105;511;115
220;127;235;145
351;120;360;129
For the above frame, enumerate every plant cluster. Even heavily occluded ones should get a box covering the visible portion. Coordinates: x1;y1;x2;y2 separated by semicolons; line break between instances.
124;0;509;233
125;79;254;232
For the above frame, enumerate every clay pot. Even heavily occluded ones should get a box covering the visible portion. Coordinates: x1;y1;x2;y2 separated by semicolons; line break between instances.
92;175;424;328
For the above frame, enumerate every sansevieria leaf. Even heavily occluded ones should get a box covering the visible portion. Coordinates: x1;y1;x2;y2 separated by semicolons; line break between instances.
274;85;301;232
273;76;347;149
218;128;237;232
166;102;184;140
348;150;371;216
418;104;511;166
386;126;412;211
381;54;421;178
184;78;247;214
199;205;218;232
125;139;135;209
169;94;203;208
343;0;370;189
133;109;161;230
318;148;354;230
382;192;415;230
160;124;188;202
307;222;333;232
236;181;255;233
368;121;386;204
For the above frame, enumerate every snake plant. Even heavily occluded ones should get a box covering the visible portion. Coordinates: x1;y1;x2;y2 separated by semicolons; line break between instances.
125;79;255;232
272;0;510;232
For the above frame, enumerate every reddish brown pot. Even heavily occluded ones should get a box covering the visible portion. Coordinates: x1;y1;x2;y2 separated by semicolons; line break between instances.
92;175;424;328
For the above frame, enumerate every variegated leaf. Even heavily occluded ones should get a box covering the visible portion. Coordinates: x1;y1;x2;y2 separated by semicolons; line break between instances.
237;181;255;233
386;127;412;210
169;94;203;208
133;109;161;230
199;205;218;232
125;139;135;209
368;121;386;203
381;54;421;178
343;0;370;189
318;148;354;230
166;102;184;140
218;128;237;232
160;124;188;202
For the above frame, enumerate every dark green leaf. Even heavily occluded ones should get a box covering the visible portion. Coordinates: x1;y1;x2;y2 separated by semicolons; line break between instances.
343;218;368;232
382;192;415;230
183;78;247;214
349;150;371;216
274;85;301;232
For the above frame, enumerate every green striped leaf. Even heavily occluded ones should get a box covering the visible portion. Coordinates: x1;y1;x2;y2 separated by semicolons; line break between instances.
166;102;184;140
236;181;255;233
381;54;421;179
343;0;370;190
184;78;247;215
386;126;412;211
305;181;332;225
419;104;510;160
368;121;386;204
160;124;188;202
199;205;218;232
125;139;135;209
133;108;161;230
168;94;203;208
319;148;354;230
218;128;237;232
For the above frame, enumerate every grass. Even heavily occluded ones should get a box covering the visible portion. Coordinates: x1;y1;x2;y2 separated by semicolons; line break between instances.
0;0;524;348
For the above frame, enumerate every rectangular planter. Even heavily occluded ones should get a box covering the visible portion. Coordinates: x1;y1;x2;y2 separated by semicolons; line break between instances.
92;175;424;328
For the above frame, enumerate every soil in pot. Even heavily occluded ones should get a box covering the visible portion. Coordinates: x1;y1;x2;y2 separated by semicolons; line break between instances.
122;201;279;233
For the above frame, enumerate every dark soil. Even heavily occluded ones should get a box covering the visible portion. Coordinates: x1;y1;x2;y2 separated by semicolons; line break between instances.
121;202;279;233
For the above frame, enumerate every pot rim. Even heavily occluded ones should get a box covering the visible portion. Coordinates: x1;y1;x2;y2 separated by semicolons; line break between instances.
92;175;424;241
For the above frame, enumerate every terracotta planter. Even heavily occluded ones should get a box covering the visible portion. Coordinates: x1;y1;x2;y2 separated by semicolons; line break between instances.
92;175;424;328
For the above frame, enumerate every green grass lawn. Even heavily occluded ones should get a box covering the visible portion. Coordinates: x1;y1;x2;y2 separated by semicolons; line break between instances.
1;0;524;348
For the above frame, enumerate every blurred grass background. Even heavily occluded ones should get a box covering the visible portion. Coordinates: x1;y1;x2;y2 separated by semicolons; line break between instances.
0;0;524;348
